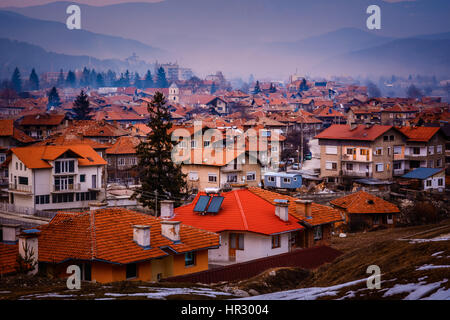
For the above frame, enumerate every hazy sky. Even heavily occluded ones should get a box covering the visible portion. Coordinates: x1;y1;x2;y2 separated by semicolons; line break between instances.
0;0;413;8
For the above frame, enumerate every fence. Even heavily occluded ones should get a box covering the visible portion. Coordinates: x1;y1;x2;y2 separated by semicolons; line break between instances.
162;245;342;284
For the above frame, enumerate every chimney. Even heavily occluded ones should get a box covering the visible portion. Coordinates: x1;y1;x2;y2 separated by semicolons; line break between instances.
18;229;40;275
295;199;313;219
160;200;175;220
2;224;21;243
161;221;181;242
133;225;151;248
89;201;108;211
274;199;289;222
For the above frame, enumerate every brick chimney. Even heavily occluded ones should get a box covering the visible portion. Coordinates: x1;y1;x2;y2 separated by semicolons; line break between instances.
18;229;40;275
274;199;289;222
133;225;151;248
295;199;313;219
2;224;21;243
160;200;175;220
161;221;181;242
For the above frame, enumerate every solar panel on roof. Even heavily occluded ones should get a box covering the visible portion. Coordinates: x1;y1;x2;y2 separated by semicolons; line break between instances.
206;196;224;214
194;195;210;212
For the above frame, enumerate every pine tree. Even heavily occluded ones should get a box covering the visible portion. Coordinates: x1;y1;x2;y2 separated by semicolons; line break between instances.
66;70;76;88
124;70;131;87
29;68;39;91
96;73;105;88
144;70;154;88
133;92;187;214
211;82;217;94
11;67;22;93
134;72;142;88
253;80;261;94
80;67;90;87
72;90;93;120
47;87;62;109
156;67;168;88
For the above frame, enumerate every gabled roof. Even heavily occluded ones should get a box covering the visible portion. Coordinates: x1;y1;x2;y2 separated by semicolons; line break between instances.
10;144;107;169
396;126;441;142
34;133;109;150
0;119;35;143
315;124;393;141
37;208;219;265
20;113;66;126
106;136;140;155
401;167;444;180
330;191;400;214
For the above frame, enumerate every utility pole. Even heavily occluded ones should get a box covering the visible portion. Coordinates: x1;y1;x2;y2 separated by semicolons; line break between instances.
154;190;158;217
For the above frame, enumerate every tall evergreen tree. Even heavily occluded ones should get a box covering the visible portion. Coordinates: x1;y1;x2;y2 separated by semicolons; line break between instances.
29;68;39;91
96;73;105;88
253;80;261;94
144;70;154;88
406;84;423;99
124;70;131;87
133;92;187;214
210;82;217;94
156;67;168;88
80;67;90;87
11;67;22;93
66;70;76;88
134;72;142;89
47;87;62;110
72;90;93;120
57;69;65;87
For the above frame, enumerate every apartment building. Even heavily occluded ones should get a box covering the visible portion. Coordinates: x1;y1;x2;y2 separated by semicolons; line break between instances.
315;124;404;183
18;113;67;140
393;127;446;176
6;144;107;211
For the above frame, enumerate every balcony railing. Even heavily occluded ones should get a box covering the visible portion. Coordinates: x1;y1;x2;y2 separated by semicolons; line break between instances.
52;183;80;192
8;183;32;193
342;170;371;178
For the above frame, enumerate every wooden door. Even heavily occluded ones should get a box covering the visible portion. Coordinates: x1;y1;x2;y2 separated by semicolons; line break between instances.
229;233;237;261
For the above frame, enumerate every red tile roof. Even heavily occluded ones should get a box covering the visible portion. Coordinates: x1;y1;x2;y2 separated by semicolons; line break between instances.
315;124;393;141
0;243;18;275
396;126;441;142
37;208;219;265
106;136;140;155
20;113;66;126
0;119;35;143
173;189;305;235
330;191;400;214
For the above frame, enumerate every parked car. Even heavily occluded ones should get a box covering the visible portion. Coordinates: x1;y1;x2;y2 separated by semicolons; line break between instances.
304;152;312;161
292;163;301;170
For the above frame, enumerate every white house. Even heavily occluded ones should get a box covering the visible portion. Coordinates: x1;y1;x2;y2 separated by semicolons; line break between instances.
6;144;107;211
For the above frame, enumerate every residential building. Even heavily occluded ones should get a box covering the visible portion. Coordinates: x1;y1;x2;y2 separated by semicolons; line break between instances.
400;168;446;192
0;207;219;282
106;136;140;185
6;145;107;211
315;124;404;184
18;113;68;140
172;187;343;264
330;191;400;230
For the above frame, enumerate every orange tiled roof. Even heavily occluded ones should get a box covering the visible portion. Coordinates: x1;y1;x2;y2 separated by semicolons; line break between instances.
396;126;441;142
10;144;107;169
0;119;35;143
330;191;400;214
106;136;140;155
56;120;129;138
0;243;18;275
20;113;66;126
315;124;393;141
34;133;109;150
37;208;219;264
248;188;344;227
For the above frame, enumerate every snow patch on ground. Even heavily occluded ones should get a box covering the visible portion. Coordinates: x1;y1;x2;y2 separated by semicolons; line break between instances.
383;279;448;300
103;287;233;300
409;237;450;244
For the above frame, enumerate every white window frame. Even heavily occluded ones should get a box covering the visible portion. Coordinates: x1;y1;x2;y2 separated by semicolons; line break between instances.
325;146;337;155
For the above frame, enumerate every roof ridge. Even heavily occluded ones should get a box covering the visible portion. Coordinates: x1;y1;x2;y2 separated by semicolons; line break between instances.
234;190;249;230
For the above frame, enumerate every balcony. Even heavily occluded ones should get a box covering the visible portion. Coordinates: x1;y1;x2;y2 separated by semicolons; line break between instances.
9;183;32;194
342;170;371;178
341;154;371;162
394;169;406;176
52;183;80;193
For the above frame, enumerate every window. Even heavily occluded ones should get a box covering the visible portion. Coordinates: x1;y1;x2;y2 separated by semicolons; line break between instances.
346;163;353;171
118;158;126;166
390;135;394;141
208;174;217;183
314;226;323;240
325;161;337;170
203;141;210;147
20;163;22;170
394;146;402;155
126;263;137;279
185;252;196;266
272;235;281;249
268;176;275;182
15;162;18;170
360;149;368;156
426;180;432;187
80;174;86;183
393;162;401;170
130;157;137;165
54;176;74;191
436;145;443;154
383;136;388;141
230;233;244;250
438;178;444;186
429;146;434;155
227;174;237;183
346;148;355;155
0;155;5;163
436;159;442;167
412;147;421;155
246;172;256;181
376;163;384;172
18;176;28;185
283;178;291;183
325;146;337;155
55;160;75;173
374;148;383;156
387;147;391;156
35;195;50;205
428;160;434;168
188;172;198;181
191;140;197;148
